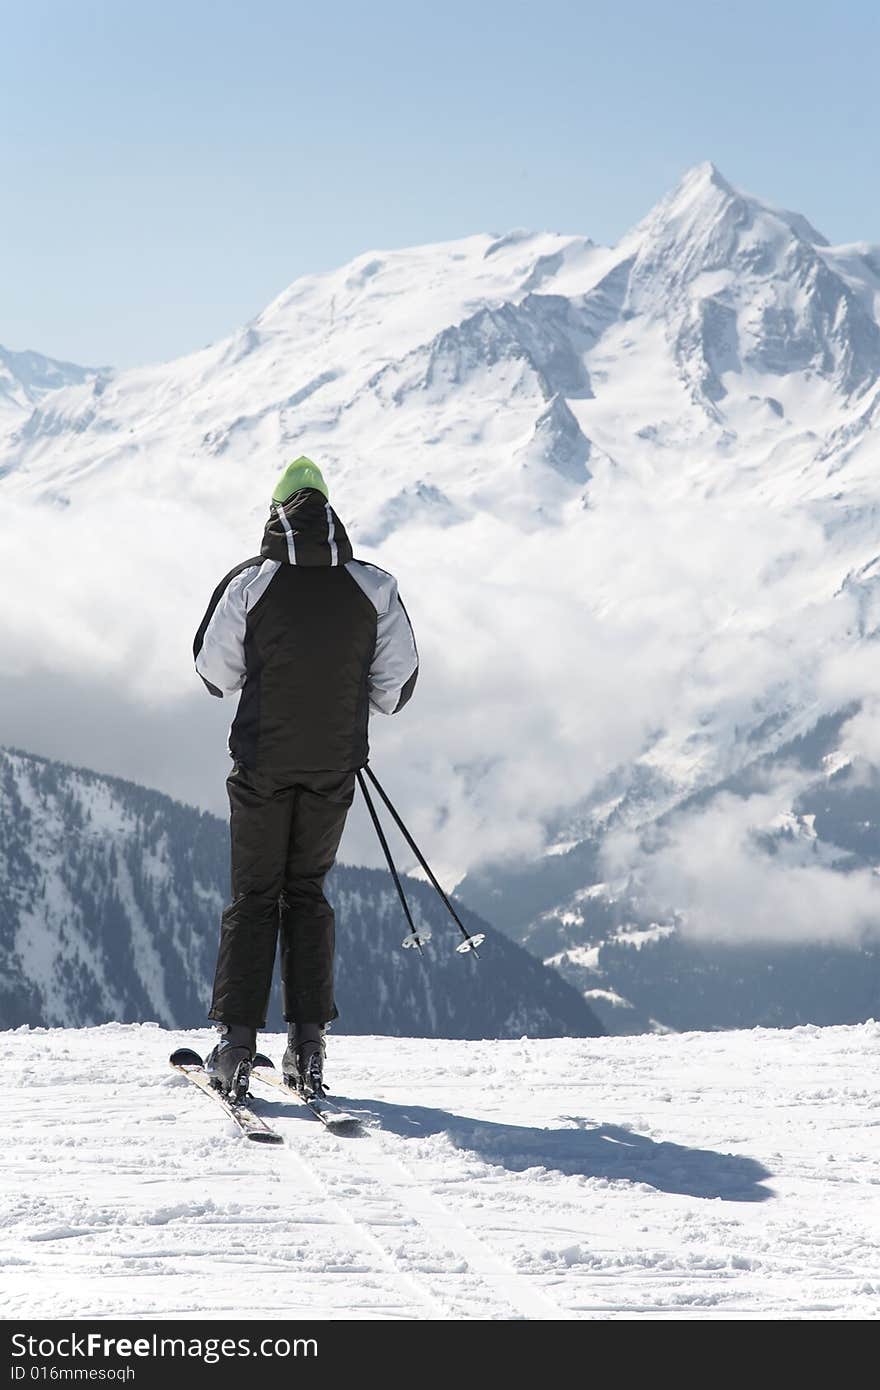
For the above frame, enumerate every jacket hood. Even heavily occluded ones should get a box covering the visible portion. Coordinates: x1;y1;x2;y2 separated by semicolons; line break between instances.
260;487;354;567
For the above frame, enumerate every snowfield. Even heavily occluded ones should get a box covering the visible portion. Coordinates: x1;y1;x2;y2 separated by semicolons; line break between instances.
3;1023;879;1320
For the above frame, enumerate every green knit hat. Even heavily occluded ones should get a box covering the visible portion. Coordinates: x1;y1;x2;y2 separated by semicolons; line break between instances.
271;456;329;504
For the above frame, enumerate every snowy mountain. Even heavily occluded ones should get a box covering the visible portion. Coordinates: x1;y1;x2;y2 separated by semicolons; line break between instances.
4;1021;879;1320
3;161;880;1025
0;748;602;1038
463;711;880;1031
0;343;106;428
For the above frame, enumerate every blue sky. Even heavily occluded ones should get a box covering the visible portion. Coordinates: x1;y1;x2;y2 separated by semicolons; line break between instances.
2;0;877;367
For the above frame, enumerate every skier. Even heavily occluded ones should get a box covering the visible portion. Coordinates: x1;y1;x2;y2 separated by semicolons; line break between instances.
192;457;418;1102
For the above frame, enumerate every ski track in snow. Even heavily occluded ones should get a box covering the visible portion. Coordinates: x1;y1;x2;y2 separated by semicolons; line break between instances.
2;1023;880;1321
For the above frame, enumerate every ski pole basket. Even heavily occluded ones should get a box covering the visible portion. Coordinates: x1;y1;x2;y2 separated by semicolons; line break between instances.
455;933;486;953
402;930;432;949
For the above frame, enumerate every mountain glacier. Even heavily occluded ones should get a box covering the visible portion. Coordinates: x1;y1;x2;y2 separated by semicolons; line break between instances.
2;161;880;1028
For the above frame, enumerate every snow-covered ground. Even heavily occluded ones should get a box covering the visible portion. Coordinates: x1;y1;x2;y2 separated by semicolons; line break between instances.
3;1023;879;1320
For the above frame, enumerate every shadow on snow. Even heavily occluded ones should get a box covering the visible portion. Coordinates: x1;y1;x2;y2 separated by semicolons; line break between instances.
260;1093;774;1202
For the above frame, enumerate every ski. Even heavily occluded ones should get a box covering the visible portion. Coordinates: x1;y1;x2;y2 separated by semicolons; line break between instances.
250;1058;364;1133
169;1048;284;1145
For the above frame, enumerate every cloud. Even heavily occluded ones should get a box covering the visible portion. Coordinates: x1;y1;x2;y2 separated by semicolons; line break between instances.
832;698;880;769
2;471;878;919
602;771;880;946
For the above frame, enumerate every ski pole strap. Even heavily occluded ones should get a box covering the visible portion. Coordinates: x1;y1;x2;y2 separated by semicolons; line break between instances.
356;770;424;953
362;765;481;953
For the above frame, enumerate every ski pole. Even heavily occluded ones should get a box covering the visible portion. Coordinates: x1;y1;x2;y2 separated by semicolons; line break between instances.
361;765;485;957
356;770;430;953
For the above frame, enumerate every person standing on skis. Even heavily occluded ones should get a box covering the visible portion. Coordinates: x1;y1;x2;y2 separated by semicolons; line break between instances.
192;457;418;1101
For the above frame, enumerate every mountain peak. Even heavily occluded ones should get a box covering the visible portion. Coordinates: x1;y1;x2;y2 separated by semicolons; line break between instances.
677;160;735;198
638;162;829;258
0;342;106;421
637;161;741;244
624;160;835;306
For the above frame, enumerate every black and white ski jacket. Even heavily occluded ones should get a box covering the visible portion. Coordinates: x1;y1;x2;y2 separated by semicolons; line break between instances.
194;489;418;774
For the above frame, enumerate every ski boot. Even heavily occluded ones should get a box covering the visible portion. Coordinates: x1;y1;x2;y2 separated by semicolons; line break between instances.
282;1022;327;1099
205;1023;257;1104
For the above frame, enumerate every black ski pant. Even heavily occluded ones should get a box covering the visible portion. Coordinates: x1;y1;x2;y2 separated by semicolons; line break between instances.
209;763;356;1030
